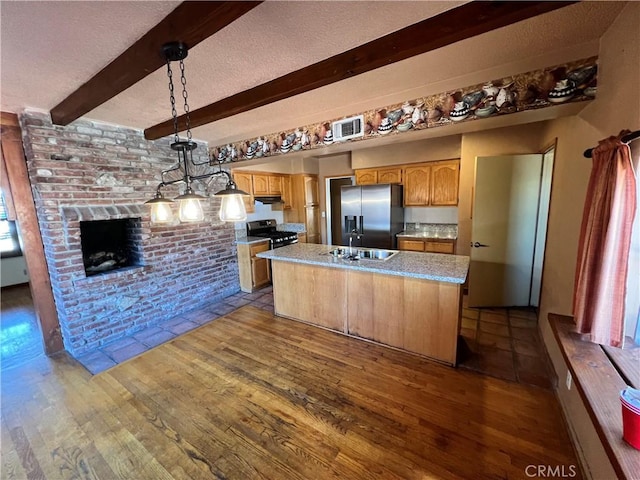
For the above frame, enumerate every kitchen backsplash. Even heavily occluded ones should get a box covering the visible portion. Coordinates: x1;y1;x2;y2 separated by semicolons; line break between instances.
404;223;458;239
277;223;306;233
405;206;458;224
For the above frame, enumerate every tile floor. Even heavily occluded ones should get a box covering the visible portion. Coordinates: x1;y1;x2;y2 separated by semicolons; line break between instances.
456;295;555;389
74;286;275;374
1;284;554;389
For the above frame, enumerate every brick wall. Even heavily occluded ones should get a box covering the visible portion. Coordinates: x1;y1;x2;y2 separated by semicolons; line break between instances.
20;111;240;356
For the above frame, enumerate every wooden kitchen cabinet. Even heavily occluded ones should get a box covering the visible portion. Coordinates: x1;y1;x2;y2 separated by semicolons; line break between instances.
287;174;321;244
238;240;271;292
268;175;283;195
232;172;255;214
397;239;425;252
403;159;459;206
355;169;377;185
430;161;459;206
281;175;292;209
252;174;270;196
355;167;402;185
297;232;307;243
398;238;456;254
403;165;431;206
251;173;284;196
377;167;402;184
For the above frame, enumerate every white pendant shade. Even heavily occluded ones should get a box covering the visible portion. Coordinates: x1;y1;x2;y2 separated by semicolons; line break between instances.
219;194;247;222
178;197;204;222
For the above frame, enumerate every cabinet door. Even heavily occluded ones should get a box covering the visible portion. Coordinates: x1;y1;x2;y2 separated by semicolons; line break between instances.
268;175;283;195
251;257;271;288
355;169;378;185
304;175;319;206
233;172;255;214
431;161;459;206
424;241;455;254
305;206;320;243
281;175;292;209
377;167;402;184
403;165;431;206
252;174;269;196
398;239;425;251
297;233;307;243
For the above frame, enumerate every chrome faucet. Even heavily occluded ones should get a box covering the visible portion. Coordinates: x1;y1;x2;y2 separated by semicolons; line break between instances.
348;229;360;257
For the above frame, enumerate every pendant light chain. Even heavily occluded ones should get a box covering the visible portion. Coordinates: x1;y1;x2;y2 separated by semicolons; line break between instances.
166;58;179;144
179;58;192;141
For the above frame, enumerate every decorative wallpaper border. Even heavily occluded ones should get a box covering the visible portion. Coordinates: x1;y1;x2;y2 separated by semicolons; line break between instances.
210;56;597;163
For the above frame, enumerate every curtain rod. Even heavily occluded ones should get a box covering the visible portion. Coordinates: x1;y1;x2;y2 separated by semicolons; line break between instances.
583;129;640;158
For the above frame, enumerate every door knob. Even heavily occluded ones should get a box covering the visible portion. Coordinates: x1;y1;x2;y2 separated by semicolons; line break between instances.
472;242;489;248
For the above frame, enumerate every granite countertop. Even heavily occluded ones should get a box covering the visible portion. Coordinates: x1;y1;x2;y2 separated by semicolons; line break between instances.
235;236;271;245
257;243;469;284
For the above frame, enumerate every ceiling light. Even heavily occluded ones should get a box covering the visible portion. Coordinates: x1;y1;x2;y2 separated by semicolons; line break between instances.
145;41;248;224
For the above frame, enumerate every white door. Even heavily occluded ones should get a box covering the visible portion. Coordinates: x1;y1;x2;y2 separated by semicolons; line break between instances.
468;154;543;308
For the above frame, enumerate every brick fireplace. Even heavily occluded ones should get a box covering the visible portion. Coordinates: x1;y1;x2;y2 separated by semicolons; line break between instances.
20;111;240;356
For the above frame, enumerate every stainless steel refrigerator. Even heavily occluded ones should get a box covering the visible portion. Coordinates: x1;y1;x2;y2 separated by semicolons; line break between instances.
340;184;404;249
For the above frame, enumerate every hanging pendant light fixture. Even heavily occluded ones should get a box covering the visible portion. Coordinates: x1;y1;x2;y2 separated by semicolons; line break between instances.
145;42;248;224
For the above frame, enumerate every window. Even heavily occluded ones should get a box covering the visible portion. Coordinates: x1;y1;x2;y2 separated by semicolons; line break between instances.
0;190;22;258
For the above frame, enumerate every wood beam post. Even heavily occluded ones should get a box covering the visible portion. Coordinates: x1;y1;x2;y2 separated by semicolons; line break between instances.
1;112;64;354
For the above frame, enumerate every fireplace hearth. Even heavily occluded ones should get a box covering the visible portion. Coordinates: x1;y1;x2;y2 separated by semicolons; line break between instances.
80;218;142;276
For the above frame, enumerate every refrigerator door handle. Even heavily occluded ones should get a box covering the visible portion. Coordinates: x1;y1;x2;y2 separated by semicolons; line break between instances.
359;216;364;235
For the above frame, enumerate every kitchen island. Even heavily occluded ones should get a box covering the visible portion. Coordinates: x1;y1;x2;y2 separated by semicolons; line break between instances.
257;243;469;365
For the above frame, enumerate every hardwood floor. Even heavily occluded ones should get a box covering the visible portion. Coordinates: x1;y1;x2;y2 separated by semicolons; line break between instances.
1;284;44;370
1;306;580;479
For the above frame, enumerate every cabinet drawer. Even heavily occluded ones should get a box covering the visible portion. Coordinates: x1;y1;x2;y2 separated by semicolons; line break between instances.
250;241;270;256
398;239;425;252
424;241;455;254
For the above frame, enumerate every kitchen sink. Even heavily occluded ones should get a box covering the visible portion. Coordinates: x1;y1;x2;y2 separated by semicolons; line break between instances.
326;247;399;261
357;248;399;260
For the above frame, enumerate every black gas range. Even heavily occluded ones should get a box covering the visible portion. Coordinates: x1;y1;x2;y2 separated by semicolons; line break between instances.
246;219;299;249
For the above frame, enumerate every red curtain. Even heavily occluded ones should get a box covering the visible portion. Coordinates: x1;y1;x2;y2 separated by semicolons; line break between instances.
574;131;637;347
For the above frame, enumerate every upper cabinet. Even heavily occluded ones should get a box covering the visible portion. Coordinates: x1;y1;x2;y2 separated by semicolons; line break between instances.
355;166;402;185
233;172;255;214
377;167;402;184
253;173;283;196
430;161;459;206
403;165;431;206
281;175;292;210
355;169;377;185
355;159;459;207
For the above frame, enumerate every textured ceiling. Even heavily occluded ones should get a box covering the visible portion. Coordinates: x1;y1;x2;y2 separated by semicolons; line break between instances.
0;1;626;147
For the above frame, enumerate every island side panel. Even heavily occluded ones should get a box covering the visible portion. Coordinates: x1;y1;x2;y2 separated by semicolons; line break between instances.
348;271;461;365
403;279;461;365
271;260;348;332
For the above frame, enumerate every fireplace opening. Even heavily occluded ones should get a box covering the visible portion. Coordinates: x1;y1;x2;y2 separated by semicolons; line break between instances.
80;218;142;276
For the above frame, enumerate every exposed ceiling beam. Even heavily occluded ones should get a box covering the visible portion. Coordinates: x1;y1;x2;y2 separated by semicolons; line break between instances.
144;0;577;141
50;1;262;126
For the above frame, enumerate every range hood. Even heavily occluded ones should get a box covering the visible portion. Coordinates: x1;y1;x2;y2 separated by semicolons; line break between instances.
254;195;282;204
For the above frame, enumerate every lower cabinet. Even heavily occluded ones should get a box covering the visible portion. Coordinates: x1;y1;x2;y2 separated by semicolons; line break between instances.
238;240;271;292
398;238;455;254
297;232;307;243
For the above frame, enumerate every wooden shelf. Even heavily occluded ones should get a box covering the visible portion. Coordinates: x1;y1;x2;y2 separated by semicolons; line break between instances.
549;313;639;479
